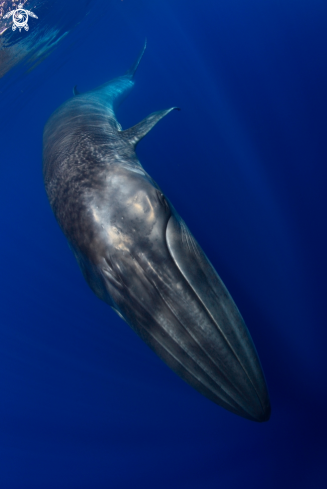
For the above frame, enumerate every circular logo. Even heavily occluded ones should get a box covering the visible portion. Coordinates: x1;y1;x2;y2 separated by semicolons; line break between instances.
13;9;29;31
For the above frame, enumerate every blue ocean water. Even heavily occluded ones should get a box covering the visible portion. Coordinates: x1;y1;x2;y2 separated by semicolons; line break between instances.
0;0;327;487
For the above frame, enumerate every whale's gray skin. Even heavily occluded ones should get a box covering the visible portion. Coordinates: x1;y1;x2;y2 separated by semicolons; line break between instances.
43;44;271;422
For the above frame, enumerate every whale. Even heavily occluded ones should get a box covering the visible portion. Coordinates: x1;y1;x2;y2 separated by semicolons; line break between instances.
43;43;271;422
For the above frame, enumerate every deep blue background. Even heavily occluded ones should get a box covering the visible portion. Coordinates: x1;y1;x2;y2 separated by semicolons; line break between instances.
0;0;326;487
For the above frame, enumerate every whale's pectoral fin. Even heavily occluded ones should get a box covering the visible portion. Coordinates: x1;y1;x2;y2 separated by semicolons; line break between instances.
73;85;80;96
100;42;147;109
121;108;180;147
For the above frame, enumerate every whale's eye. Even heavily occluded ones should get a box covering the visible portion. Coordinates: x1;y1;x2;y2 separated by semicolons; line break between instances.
157;190;169;210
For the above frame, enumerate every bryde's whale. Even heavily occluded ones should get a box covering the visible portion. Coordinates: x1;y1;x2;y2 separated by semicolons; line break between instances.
43;43;271;422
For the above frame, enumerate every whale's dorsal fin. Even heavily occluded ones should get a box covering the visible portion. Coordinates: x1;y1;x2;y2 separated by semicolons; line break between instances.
125;40;147;78
121;107;180;147
95;41;147;109
73;85;80;96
